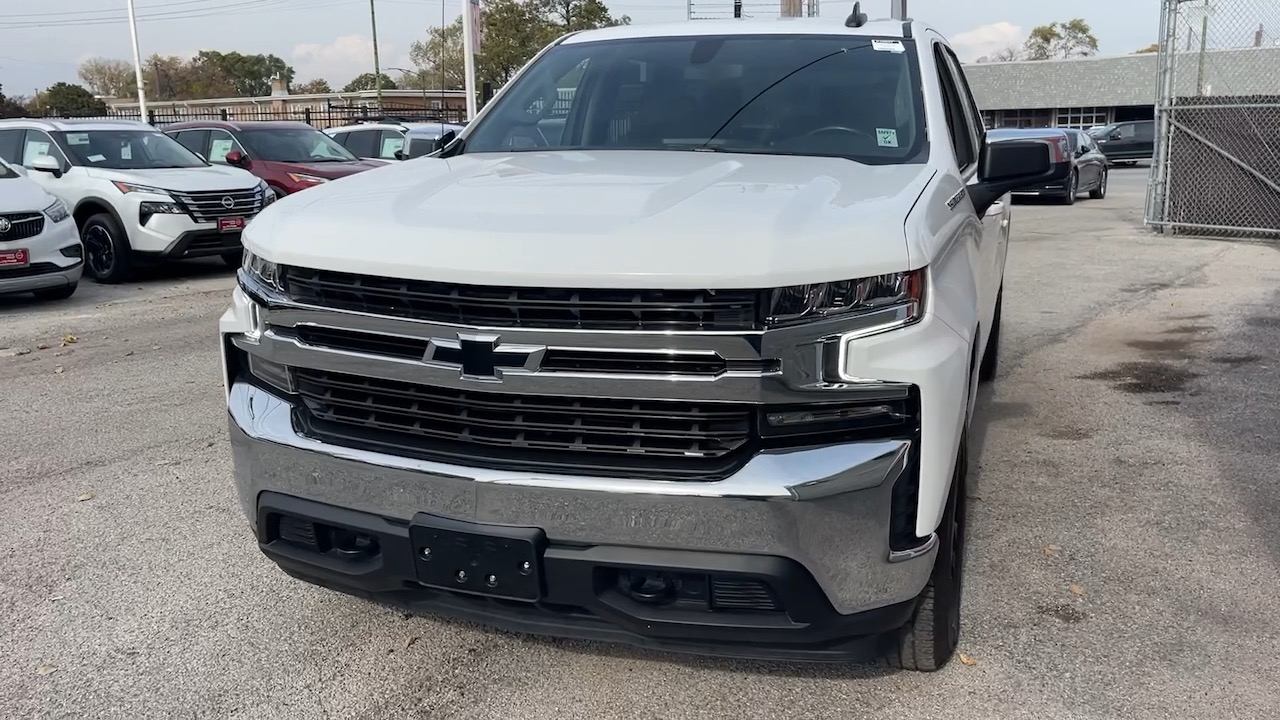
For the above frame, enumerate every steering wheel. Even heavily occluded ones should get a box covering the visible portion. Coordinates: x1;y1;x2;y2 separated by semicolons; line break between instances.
804;126;873;140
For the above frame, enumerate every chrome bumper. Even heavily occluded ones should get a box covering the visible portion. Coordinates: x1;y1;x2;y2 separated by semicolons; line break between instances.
0;262;82;294
229;381;936;615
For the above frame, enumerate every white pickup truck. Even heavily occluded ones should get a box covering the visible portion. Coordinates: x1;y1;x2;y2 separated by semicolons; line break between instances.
221;10;1067;670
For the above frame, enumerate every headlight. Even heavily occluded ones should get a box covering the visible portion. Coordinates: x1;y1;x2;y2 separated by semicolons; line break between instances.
241;251;282;292
112;181;172;196
286;173;328;185
43;198;70;223
258;181;277;205
139;201;185;225
765;269;926;329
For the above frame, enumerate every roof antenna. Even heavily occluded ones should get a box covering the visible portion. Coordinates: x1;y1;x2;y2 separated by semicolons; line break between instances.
844;1;868;28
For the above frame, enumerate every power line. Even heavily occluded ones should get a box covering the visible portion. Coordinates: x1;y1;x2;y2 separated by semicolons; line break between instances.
0;0;357;29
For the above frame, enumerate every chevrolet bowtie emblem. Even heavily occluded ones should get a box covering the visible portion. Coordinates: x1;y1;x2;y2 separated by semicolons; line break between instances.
423;333;545;381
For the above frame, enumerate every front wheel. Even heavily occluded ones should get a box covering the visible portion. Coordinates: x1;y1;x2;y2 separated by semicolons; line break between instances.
80;213;133;284
1059;171;1078;205
887;433;969;672
1089;169;1108;200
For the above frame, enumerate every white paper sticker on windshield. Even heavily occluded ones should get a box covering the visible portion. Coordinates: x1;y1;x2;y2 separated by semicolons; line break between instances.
67;133;90;145
873;40;906;53
87;154;106;162
876;128;899;148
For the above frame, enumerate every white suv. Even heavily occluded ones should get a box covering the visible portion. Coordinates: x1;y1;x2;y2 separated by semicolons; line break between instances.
0;119;272;283
0;158;82;300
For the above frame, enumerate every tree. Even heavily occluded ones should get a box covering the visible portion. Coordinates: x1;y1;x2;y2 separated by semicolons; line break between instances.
0;84;26;119
1135;43;1160;54
29;83;107;116
537;0;628;34
197;51;295;96
78;58;135;98
410;20;466;90
292;78;333;94
1024;19;1100;60
342;72;398;92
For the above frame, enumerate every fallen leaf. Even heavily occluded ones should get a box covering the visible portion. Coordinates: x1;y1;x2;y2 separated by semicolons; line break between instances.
36;343;50;350
50;596;65;602
54;366;65;375
36;664;56;676
404;635;418;649
958;653;977;667
155;460;171;466
1043;545;1061;557
151;345;160;350
77;492;93;502
205;440;215;448
1069;584;1085;598
123;350;135;357
53;351;69;357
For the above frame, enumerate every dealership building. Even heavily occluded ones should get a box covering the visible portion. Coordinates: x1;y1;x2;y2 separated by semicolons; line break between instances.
962;45;1280;129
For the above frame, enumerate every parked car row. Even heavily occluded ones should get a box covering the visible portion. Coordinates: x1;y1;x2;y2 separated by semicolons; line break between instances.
0;116;415;298
323;119;466;161
988;127;1109;205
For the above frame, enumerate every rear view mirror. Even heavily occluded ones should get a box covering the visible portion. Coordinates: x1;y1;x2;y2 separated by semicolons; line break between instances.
969;137;1071;215
31;155;63;179
225;150;251;169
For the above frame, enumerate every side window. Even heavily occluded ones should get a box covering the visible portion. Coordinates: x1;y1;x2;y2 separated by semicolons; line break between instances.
1117;123;1137;139
207;129;243;163
942;47;986;142
1136;122;1155;140
172;130;209;156
932;45;977;171
343;130;378;158
0;129;23;163
379;130;406;159
331;132;349;147
22;130;67;169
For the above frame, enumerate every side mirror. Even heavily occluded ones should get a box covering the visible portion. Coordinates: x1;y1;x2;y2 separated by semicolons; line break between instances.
225;150;251;169
31;155;63;179
433;130;457;153
1109;131;1122;141
969;137;1071;216
1075;145;1089;158
394;150;407;161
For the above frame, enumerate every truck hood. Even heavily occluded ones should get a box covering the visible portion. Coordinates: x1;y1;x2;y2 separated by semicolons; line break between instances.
246;150;933;289
84;165;260;192
0;175;56;213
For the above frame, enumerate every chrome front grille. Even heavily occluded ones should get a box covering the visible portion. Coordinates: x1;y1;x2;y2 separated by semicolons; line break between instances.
280;267;762;331
291;368;755;479
171;188;263;223
0;213;45;242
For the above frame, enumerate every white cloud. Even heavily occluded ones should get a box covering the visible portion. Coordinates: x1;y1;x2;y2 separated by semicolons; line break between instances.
950;21;1024;62
292;35;402;87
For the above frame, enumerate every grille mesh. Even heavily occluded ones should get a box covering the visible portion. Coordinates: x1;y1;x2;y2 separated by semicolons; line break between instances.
0;213;44;242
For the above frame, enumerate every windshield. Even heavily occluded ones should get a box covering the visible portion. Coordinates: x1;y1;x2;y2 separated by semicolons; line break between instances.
463;34;928;165
55;130;206;169
237;128;358;163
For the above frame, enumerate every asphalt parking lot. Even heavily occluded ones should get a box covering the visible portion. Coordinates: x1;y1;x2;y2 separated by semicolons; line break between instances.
3;166;1279;719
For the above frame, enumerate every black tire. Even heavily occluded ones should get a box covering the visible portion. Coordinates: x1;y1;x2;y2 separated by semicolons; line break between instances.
220;249;244;268
978;289;1001;383
1089;169;1108;200
80;212;133;284
32;283;78;301
888;433;969;672
1059;171;1077;205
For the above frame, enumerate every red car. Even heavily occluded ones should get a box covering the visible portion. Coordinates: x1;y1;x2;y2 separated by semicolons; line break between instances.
163;120;388;196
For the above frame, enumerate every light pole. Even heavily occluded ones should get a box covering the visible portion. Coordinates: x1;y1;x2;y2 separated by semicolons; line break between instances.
369;0;383;109
125;0;148;120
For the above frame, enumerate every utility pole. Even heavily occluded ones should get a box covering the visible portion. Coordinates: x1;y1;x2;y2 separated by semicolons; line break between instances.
125;0;148;120
370;0;383;109
1195;0;1210;96
890;0;907;20
462;0;478;120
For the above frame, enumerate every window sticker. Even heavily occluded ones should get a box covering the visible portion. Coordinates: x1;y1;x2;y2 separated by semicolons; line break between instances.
381;136;405;158
209;138;235;162
67;133;90;145
876;128;899;148
87;154;106;162
120;144;133;160
872;39;906;53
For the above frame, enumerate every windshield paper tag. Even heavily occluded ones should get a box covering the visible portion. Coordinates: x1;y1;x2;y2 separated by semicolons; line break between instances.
876;128;899;148
67;133;89;145
873;40;906;53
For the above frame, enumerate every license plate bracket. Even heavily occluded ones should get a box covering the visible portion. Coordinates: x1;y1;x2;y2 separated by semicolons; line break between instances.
409;515;545;602
0;248;30;267
218;217;246;233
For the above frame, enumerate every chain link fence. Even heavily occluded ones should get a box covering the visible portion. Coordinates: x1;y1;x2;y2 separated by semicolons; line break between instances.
1146;0;1280;239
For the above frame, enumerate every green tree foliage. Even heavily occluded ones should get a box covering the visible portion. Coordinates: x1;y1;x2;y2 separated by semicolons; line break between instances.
342;72;398;92
79;52;296;101
1024;19;1100;60
0;83;27;118
409;0;628;91
196;51;295;96
292;78;333;94
29;82;108;116
1135;43;1160;54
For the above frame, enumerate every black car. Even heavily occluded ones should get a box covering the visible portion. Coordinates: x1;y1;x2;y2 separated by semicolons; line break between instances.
1089;120;1154;164
988;127;1108;205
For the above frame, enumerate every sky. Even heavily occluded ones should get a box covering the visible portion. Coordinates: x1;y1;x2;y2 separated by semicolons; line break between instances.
0;0;1165;97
